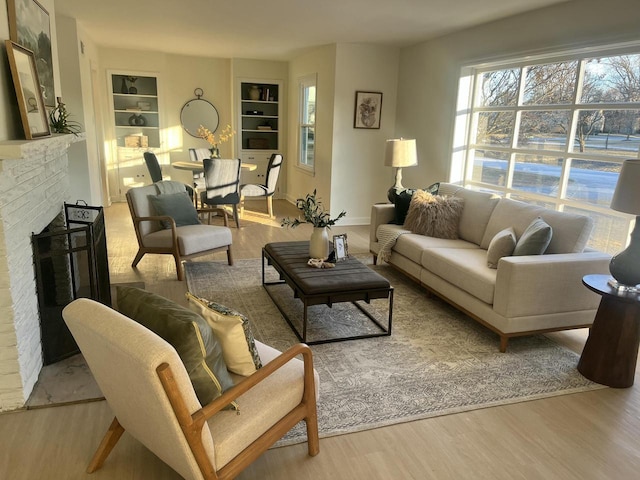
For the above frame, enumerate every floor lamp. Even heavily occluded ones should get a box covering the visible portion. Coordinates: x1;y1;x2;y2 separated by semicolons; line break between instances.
385;138;417;202
609;158;640;291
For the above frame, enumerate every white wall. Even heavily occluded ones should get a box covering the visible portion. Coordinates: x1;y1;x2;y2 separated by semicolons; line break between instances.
396;0;640;186
332;43;399;224
287;44;337;210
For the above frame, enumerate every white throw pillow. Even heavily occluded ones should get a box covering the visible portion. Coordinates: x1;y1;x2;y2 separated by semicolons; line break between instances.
486;227;516;269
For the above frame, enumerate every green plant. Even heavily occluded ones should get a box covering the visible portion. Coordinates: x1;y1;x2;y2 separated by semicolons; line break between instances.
49;97;82;135
281;190;346;228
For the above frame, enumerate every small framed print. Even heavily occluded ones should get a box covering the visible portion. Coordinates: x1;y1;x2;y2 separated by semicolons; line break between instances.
354;91;382;129
333;234;349;261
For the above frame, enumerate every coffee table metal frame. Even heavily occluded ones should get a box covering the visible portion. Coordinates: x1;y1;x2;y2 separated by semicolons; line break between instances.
261;247;393;345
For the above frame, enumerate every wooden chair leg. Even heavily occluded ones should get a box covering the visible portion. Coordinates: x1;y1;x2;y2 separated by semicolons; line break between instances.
232;204;240;228
267;196;274;218
305;409;320;456
239;195;245;217
174;254;184;281
132;250;145;267
87;417;125;473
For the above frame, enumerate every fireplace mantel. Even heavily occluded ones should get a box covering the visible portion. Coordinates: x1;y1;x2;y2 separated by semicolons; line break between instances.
0;133;85;161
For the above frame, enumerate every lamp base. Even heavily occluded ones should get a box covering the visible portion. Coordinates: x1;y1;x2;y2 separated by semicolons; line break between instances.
607;278;639;293
609;215;640;288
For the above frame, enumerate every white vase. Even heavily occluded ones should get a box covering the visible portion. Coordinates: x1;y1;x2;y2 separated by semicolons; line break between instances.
309;227;330;259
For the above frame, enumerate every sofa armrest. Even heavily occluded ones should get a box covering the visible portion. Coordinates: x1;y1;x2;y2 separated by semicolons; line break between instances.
493;251;611;318
370;203;395;245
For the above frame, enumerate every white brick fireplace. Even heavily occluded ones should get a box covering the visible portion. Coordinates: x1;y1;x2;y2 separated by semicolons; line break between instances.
0;134;78;411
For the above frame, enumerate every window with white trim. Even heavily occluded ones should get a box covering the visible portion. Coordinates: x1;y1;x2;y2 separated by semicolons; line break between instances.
298;74;316;170
454;45;640;254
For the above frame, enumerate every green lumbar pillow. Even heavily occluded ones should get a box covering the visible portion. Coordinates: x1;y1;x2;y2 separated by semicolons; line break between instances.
116;286;235;407
148;192;200;229
513;217;553;256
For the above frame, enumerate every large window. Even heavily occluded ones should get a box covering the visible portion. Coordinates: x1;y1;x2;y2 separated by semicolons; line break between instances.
455;46;640;254
298;74;316;170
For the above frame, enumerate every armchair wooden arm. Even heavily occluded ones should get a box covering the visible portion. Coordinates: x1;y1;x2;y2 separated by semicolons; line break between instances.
156;343;319;480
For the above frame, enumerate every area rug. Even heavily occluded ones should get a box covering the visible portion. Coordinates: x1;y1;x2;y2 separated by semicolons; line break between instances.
184;257;604;446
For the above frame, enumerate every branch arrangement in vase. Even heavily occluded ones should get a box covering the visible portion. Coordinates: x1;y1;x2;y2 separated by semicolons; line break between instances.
281;190;346;228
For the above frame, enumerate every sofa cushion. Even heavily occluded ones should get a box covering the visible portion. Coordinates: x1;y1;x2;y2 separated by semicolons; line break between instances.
393;232;479;263
452;188;500;245
513;217;553;256
143;224;232;256
186;293;262;376
537;209;593;254
420;248;497;304
116;286;235;406
487;227;516;268
404;191;464;239
480;198;593;254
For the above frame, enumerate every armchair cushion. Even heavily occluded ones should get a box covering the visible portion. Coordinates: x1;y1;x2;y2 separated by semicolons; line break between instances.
186;293;262;376
148;192;200;229
116;286;235;406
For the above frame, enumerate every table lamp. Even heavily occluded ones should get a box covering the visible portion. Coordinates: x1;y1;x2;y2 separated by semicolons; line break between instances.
385;138;417;202
609;158;640;291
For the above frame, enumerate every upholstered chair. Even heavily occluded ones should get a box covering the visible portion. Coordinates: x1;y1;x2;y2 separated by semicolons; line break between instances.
126;181;232;280
63;298;319;480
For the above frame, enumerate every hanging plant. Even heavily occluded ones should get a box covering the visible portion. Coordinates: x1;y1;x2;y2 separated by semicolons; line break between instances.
49;97;82;135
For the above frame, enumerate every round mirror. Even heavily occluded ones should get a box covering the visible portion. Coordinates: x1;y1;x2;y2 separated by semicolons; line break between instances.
180;97;219;137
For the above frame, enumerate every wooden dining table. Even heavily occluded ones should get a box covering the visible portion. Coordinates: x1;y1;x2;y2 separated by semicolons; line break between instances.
171;160;258;173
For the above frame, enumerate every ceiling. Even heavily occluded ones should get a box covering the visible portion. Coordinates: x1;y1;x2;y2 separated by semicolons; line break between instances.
54;0;570;61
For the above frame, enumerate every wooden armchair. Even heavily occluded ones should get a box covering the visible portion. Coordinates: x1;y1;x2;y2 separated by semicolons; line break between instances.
126;181;233;280
62;298;319;480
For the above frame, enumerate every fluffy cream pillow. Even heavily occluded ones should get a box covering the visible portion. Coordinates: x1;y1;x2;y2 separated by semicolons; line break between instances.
186;293;262;376
486;227;516;269
403;190;465;239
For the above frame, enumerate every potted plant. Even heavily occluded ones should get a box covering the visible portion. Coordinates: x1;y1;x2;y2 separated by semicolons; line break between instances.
281;190;346;259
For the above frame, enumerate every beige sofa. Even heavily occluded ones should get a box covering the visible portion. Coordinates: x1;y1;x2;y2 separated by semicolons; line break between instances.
370;183;611;351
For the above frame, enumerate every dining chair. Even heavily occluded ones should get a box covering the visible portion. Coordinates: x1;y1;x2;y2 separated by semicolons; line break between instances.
201;158;242;228
126;181;233;280
144;151;195;203
62;297;319;480
144;151;164;183
240;154;283;218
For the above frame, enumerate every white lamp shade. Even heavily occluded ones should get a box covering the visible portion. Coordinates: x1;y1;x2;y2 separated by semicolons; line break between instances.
611;159;640;215
385;138;417;168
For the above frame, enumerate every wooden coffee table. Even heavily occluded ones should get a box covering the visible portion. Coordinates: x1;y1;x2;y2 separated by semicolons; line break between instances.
262;241;393;345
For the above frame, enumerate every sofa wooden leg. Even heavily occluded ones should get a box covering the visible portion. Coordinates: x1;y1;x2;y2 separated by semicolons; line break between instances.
500;336;509;353
372;255;378;265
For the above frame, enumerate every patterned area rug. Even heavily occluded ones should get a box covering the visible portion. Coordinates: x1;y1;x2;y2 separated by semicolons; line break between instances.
184;257;604;446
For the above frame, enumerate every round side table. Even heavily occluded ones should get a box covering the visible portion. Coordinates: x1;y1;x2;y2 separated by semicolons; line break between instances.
577;274;640;388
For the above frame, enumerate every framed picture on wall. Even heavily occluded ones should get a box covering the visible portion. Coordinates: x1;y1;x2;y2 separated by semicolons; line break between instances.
8;0;55;107
5;40;51;139
353;91;382;129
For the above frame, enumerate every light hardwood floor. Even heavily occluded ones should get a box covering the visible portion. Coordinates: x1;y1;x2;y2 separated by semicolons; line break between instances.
1;199;639;479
